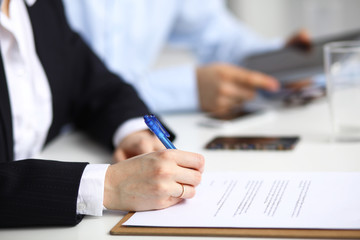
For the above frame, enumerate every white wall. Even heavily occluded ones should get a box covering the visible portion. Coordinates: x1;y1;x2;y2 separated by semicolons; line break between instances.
228;0;360;39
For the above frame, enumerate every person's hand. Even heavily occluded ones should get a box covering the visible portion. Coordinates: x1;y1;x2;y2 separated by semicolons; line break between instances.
113;130;163;162
285;29;312;51
283;78;313;91
103;150;205;211
197;63;279;115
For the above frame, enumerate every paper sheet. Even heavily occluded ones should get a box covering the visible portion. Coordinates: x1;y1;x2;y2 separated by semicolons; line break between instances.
124;172;360;229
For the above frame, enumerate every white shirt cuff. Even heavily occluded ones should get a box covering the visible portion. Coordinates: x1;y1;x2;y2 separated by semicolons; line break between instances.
77;164;109;216
112;117;148;147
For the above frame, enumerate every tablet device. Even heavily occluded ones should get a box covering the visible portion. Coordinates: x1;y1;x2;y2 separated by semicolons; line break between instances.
205;136;300;150
243;30;360;84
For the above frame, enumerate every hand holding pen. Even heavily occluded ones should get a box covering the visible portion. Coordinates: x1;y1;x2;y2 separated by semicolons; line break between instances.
143;114;204;199
105;114;204;211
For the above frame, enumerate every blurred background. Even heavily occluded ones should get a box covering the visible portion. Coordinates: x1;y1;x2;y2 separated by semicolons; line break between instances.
228;0;360;38
155;0;360;68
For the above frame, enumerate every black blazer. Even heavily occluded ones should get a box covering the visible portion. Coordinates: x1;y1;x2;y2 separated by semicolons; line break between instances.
0;0;149;227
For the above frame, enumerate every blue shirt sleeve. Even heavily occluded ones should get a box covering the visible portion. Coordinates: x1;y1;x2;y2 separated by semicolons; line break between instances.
133;64;199;112
62;0;284;113
168;0;284;65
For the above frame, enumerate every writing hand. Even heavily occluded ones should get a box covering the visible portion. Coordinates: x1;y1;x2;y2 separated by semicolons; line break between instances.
104;150;205;211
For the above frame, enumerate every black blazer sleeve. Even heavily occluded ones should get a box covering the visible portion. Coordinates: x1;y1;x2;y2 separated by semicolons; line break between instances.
0;160;88;227
64;25;150;148
0;0;172;228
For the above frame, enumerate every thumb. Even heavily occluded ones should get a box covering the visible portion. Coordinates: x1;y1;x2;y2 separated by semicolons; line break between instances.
135;138;155;154
113;149;127;162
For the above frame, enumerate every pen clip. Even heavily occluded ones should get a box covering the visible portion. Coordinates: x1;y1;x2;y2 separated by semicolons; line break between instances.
144;114;176;149
145;115;170;138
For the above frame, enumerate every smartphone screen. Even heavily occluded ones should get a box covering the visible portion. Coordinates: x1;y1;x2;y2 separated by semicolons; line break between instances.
205;136;300;150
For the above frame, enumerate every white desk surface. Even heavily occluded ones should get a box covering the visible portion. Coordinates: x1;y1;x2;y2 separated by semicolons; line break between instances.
2;98;360;240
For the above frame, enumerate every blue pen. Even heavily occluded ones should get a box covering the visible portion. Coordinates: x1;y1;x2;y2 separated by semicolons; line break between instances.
144;114;176;149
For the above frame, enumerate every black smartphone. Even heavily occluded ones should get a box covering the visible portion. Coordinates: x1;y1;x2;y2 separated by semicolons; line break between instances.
205;136;300;151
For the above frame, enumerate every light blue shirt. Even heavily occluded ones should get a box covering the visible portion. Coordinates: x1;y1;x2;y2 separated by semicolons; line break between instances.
62;0;283;113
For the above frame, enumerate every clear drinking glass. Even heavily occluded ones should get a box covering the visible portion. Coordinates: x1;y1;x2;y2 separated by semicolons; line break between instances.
324;41;360;142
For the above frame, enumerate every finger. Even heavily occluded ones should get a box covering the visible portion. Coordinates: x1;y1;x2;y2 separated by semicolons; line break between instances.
219;81;256;103
152;135;165;151
283;78;312;90
173;150;205;172
151;196;183;210
211;96;236;115
209;101;245;119
137;134;165;152
172;183;196;199
297;30;311;46
237;71;279;91
287;29;312;51
113;149;127;162
230;67;279;91
212;93;250;115
135;137;156;154
166;197;184;207
174;167;202;186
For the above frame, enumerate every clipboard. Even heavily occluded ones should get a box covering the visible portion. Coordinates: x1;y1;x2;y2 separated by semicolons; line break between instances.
110;212;360;238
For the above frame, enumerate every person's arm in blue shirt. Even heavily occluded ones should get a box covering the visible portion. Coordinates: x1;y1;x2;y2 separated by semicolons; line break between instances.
165;0;310;114
62;0;309;114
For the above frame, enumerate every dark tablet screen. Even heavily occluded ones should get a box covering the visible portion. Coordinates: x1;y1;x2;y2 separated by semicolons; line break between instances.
243;30;360;84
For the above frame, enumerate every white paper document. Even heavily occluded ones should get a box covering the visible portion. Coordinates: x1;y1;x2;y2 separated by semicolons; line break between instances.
124;172;360;229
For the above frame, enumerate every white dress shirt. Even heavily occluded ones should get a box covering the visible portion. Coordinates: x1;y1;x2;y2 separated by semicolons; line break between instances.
0;0;52;160
63;0;284;113
0;0;144;216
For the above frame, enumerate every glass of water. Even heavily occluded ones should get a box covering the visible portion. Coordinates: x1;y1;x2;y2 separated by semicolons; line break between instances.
324;41;360;142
